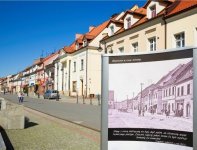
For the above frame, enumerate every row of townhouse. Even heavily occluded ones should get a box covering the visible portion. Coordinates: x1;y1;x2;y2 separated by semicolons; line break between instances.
54;0;197;98
1;0;197;99
100;0;197;53
111;60;193;118
0;52;59;95
138;60;193;118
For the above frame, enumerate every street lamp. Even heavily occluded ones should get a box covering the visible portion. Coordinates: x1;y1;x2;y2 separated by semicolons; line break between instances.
57;63;59;91
140;83;144;116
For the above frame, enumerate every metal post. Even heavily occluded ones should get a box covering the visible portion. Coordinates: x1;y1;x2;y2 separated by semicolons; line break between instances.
38;93;40;99
98;94;100;106
76;91;79;104
193;48;197;150
90;95;92;105
83;94;85;104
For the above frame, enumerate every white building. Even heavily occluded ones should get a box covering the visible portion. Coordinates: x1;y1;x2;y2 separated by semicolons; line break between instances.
54;20;109;97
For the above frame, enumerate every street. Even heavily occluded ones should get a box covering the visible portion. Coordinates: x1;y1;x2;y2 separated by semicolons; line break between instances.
109;109;192;132
0;93;101;131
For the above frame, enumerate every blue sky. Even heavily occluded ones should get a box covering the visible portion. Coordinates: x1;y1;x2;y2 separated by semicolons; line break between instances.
0;1;145;77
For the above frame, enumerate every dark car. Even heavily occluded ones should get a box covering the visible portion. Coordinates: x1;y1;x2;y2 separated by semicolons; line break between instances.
44;90;60;99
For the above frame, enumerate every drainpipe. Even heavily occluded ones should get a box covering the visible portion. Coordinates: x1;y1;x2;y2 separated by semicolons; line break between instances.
68;60;71;96
43;63;46;93
162;10;167;50
104;41;107;54
86;48;88;97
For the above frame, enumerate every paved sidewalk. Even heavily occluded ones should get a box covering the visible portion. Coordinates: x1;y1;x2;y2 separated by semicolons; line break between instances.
5;107;100;150
28;94;101;106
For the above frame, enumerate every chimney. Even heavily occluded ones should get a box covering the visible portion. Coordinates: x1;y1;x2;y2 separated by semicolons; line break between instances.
89;26;95;32
130;4;139;11
75;34;83;40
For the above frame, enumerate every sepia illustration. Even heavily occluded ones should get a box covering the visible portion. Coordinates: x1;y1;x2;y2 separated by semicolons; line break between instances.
108;58;193;132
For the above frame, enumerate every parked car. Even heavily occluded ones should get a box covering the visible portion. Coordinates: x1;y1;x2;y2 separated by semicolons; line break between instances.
43;90;60;100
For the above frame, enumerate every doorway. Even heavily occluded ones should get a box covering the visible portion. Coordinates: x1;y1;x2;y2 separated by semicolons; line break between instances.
186;103;191;117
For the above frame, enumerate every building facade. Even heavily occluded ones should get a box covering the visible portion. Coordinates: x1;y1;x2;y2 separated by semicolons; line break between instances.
101;0;197;53
54;21;109;97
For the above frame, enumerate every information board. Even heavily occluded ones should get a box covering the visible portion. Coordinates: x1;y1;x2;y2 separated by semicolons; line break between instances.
101;48;197;150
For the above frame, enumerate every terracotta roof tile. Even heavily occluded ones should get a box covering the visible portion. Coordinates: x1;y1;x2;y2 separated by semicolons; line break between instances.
102;0;197;41
134;7;147;15
63;42;76;53
106;19;123;27
64;20;109;53
166;0;197;17
83;34;95;40
43;51;59;62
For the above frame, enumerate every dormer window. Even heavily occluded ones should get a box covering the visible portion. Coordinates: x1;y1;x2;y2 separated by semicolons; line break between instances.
150;5;156;18
110;25;114;36
126;17;131;29
83;39;87;47
76;43;79;49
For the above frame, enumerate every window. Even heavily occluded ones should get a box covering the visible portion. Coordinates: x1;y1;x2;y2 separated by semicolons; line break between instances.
73;62;76;72
83;39;87;47
76;43;79;50
172;103;174;111
72;81;77;92
177;87;180;97
110;26;114;35
181;86;184;96
149;37;156;51
150;5;156;18
169;88;171;96
187;84;190;95
172;87;175;95
126;17;131;29
163;90;165;97
81;59;84;71
174;32;185;48
119;47;124;53
132;42;138;52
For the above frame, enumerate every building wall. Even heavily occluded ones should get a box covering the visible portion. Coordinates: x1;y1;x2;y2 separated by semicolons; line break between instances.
166;8;197;49
175;79;193;117
70;51;86;96
105;17;165;53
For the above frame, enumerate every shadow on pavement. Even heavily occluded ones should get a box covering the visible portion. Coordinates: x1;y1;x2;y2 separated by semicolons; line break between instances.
0;126;14;150
25;117;38;129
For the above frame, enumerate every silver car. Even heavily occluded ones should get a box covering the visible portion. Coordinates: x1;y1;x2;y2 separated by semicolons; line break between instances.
44;90;60;99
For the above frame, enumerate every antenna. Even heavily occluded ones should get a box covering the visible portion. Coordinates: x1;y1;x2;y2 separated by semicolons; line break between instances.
41;50;44;58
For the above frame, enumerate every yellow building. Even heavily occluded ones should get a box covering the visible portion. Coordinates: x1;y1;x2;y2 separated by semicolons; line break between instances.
101;0;197;53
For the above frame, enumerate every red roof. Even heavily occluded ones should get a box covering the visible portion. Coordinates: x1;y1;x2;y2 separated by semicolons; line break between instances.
166;0;197;17
102;0;197;41
43;51;59;62
106;19;123;28
64;20;109;53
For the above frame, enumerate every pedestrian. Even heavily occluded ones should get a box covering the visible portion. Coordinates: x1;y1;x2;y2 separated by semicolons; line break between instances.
21;91;24;103
18;91;21;103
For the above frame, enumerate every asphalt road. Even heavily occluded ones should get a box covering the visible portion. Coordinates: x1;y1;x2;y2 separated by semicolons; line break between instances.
0;93;101;131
